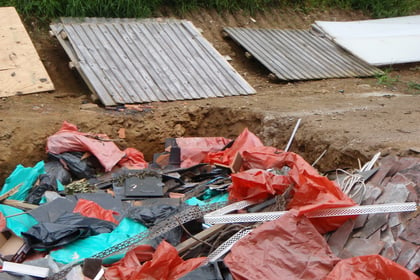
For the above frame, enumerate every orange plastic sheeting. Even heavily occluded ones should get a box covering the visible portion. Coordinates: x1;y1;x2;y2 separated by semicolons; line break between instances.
230;169;291;201
46;121;125;171
235;146;356;233
176;137;231;168
118;148;148;170
131;240;206;280
225;211;339;280
73;199;119;224
104;245;155;280
206;128;263;167
323;255;419;280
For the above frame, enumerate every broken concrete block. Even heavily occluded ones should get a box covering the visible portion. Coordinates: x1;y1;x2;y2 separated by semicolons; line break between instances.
328;219;355;256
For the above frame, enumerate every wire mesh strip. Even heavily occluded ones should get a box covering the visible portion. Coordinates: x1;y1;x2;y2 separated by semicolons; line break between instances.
206;228;253;262
49;203;224;280
204;202;417;224
205;200;257;217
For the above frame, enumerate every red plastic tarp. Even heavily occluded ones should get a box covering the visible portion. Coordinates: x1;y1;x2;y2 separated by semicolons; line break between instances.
232;146;356;233
224;210;340;280
176;137;231;168
323;255;419;280
206;128;263;167
105;240;206;280
118;148;148;170
46;121;125;172
73;199;119;224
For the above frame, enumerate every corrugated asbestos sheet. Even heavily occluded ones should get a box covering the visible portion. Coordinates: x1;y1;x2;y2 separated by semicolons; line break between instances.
223;27;382;81
50;18;255;106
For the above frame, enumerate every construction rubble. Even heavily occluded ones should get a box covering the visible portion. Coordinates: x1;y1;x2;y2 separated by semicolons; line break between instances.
0;121;417;280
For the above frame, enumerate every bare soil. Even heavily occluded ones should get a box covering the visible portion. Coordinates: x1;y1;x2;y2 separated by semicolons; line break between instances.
1;7;420;182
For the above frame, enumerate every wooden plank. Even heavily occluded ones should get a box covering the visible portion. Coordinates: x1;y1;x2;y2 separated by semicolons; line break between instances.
176;224;225;254
2;199;38;210
0;7;54;96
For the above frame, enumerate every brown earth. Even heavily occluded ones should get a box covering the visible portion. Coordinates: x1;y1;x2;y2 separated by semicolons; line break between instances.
1;7;420;182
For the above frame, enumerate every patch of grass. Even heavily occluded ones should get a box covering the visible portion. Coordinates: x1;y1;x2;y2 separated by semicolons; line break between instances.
0;0;419;21
375;68;400;87
407;81;420;94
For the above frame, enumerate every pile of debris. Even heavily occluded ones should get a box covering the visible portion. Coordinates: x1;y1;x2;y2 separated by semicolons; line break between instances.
0;121;418;280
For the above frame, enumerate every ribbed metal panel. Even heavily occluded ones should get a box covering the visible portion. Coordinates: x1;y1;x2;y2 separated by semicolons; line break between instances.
50;18;255;106
224;27;382;81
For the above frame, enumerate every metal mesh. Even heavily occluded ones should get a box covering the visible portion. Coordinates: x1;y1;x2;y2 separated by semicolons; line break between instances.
206;200;257;216
308;202;417;217
207;228;252;262
205;211;286;224
204;202;417;224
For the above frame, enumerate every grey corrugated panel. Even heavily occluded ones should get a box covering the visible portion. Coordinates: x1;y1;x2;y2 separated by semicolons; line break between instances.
50;18;255;106
224;27;381;81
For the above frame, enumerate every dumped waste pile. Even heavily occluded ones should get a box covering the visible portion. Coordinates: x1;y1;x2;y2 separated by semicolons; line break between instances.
0;121;418;279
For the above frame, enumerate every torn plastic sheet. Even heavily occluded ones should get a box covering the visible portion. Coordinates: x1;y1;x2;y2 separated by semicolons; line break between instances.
127;204;179;227
48;152;98;179
104;244;155;279
236;146;356;233
224;210;339;280
44;160;72;185
74;199;119;225
0;161;45;201
324;255;419;280
128;240;206;280
118;148;148;170
46;121;125;172
175;137;231;168
22;213;117;250
0;205;38;237
206;128;263;167
50;218;147;264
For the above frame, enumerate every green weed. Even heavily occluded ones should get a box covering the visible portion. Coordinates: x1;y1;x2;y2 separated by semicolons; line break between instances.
375;68;399;87
0;0;419;21
407;81;420;94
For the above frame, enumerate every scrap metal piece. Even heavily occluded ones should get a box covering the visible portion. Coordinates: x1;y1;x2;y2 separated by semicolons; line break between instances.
223;27;381;81
50;18;255;106
204;202;418;224
206;228;253;263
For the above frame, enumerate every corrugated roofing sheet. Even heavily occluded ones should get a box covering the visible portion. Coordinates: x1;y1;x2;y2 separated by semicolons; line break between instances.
50;18;255;106
223;27;381;81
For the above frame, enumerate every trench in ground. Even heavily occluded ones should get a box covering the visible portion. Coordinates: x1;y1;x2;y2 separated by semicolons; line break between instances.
0;106;369;184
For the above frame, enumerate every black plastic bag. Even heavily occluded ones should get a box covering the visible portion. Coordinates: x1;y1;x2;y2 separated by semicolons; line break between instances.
25;174;57;205
44;160;72;185
22;212;116;250
48;152;98;179
126;204;179;227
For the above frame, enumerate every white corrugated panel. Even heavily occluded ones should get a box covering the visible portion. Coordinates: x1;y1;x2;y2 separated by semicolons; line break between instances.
314;15;420;66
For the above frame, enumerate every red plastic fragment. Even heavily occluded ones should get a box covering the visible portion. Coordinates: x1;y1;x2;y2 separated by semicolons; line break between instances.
323;255;419;280
225;210;339;280
176;137;231;168
104;245;155;280
118;148;148;170
73;199;119;224
235;146;356;233
206;128;263;167
131;240;206;280
46;121;125;172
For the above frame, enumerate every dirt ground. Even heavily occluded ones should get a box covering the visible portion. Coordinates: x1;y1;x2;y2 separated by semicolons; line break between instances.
1;7;420;183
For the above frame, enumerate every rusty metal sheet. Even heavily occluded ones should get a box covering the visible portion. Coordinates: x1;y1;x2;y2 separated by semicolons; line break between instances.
50;18;255;106
223;27;381;81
